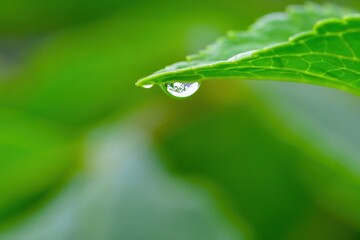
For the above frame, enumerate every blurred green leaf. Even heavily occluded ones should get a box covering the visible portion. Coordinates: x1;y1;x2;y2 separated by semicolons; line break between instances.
137;3;360;95
0;109;77;224
0;7;238;128
155;98;311;240
247;81;360;228
0;0;128;35
0;123;248;240
154;81;360;239
0;18;172;127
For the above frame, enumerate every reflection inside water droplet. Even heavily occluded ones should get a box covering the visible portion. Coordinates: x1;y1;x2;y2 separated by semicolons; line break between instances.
164;82;200;98
142;84;154;89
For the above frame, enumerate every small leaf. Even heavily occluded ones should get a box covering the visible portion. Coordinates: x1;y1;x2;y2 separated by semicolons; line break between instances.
136;3;360;95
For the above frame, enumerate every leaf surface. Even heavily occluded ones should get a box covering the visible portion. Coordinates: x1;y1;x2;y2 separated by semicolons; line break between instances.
136;3;360;94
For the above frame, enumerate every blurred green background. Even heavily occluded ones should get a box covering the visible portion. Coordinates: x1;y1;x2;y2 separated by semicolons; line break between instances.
0;0;360;239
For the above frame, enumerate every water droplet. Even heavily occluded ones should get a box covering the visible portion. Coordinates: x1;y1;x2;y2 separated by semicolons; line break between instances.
164;82;200;98
142;84;153;89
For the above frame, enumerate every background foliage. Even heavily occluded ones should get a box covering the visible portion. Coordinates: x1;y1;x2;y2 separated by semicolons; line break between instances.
0;0;360;240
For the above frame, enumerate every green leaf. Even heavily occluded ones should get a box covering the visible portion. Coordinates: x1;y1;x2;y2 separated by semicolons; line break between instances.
136;3;360;94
